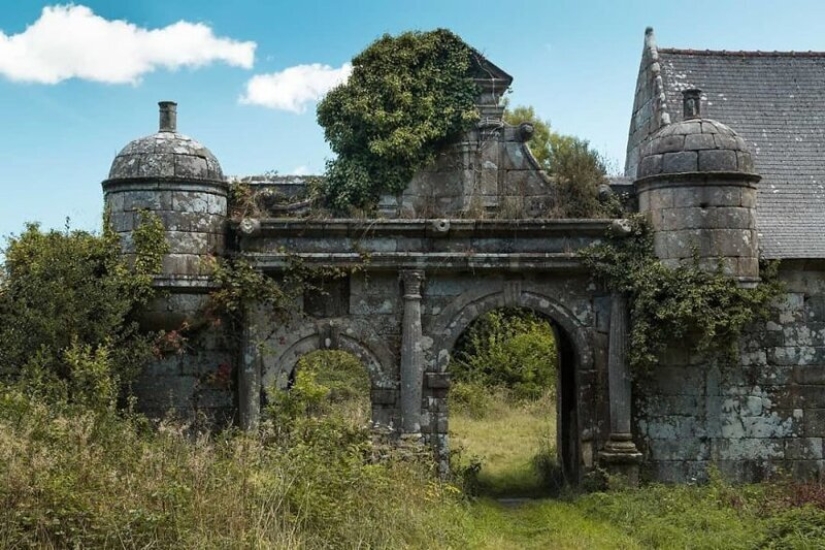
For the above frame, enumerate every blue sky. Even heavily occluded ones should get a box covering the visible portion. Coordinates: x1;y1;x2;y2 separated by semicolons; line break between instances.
1;0;824;241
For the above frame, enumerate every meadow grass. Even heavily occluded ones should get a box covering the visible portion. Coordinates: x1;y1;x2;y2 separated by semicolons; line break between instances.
4;379;825;549
449;385;559;497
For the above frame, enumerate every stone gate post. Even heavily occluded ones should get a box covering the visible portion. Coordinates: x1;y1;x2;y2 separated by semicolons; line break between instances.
599;292;643;483
399;269;425;435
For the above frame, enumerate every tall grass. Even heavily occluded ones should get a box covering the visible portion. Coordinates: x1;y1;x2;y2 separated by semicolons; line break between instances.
449;382;560;497
0;387;467;549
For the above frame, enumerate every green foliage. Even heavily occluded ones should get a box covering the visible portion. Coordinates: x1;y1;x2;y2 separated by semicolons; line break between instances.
578;482;766;549
298;350;371;412
0;213;167;406
207;255;291;325
0;388;466;549
450;308;558;400
317;29;480;211
504;104;612;218
449;380;496;419
760;505;825;549
580;216;783;372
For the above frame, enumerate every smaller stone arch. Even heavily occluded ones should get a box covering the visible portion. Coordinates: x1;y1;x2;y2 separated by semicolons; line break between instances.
262;318;396;391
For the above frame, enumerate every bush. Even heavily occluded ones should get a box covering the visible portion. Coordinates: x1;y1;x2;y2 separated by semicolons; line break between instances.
0;215;166;407
450;308;557;400
503;104;613;218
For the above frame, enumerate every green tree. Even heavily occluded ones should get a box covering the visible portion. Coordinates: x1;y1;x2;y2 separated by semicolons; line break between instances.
504;105;609;218
317;29;480;211
0;214;167;407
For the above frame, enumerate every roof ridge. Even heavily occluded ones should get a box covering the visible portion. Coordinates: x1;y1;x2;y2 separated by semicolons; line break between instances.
659;48;825;58
644;28;671;127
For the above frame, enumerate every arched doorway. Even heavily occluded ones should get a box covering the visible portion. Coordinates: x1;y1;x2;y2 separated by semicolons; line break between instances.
429;287;590;488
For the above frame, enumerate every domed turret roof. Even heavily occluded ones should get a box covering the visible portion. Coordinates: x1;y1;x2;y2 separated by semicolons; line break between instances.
106;101;224;182
638;89;757;179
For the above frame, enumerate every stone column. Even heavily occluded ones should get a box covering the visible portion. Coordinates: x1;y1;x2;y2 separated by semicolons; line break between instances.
239;305;263;431
399;269;425;435
599;292;642;484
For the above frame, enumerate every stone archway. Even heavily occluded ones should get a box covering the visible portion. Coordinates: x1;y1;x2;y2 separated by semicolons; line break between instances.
428;285;593;481
261;319;399;428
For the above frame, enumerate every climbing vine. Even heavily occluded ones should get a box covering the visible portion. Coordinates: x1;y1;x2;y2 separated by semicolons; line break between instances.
580;216;783;373
317;29;481;212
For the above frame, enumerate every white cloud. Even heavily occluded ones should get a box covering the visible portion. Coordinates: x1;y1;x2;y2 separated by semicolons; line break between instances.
240;62;352;113
292;165;310;176
0;4;256;84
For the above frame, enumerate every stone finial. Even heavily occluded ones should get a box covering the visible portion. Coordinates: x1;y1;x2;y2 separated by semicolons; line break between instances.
159;101;177;133
683;89;702;120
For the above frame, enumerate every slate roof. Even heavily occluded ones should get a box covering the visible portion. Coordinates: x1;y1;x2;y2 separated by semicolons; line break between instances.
656;49;825;259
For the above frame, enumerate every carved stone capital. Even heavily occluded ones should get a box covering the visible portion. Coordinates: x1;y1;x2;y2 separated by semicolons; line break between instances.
400;269;425;299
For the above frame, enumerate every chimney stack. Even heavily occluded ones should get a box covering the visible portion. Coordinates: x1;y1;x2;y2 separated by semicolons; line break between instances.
159;101;177;132
683;89;702;120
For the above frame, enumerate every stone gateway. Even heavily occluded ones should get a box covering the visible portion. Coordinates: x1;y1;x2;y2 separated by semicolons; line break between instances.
102;30;825;484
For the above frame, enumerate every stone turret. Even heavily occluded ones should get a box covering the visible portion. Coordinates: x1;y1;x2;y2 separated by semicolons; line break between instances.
635;89;761;285
102;101;228;327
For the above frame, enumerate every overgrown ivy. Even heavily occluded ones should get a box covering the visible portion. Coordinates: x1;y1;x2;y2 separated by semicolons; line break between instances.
580;216;783;373
317;29;480;212
206;252;367;341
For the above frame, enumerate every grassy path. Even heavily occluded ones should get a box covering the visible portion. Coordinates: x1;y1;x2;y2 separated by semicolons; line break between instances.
462;498;641;549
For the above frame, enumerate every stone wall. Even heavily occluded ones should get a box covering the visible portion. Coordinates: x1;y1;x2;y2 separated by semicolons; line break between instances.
379;123;556;219
132;289;237;428
636;262;825;482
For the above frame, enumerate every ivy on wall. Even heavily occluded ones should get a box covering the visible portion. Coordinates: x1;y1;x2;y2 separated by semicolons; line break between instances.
580;216;783;373
316;29;480;212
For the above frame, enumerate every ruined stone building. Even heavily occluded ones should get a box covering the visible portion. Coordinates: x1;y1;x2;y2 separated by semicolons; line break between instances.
101;29;825;483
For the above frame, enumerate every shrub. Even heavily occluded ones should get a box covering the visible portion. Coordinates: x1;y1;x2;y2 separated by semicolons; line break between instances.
0;386;467;549
0;214;166;407
450;308;558;400
580;215;783;373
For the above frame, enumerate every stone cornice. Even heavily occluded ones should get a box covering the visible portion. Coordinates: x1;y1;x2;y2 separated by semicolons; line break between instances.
234;218;616;239
244;251;589;273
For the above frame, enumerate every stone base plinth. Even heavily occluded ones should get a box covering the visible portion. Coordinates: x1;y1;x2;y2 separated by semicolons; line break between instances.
599;435;643;487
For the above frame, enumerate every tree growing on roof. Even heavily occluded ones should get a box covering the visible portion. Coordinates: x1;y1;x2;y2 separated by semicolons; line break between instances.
316;29;480;212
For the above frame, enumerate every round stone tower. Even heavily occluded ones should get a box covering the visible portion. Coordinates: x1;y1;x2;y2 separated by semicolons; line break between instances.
635;89;761;285
102;101;228;328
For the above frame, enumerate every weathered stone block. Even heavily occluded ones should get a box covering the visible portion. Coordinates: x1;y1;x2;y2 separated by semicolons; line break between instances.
701;185;742;207
798;386;825;408
175;156;209;179
124;191;162;212
785;437;824;460
649;187;675;210
648;438;709;461
684;133;717;151
795;365;825;385
736;152;755;172
639;154;663;177
371;389;396;405
803;409;825;436
662;151;698;173
699;150;738;172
